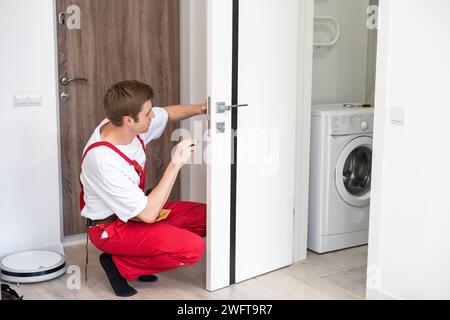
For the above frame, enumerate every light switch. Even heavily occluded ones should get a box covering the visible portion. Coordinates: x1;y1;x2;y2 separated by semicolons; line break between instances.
391;107;405;126
13;92;42;107
13;94;29;106
28;94;42;106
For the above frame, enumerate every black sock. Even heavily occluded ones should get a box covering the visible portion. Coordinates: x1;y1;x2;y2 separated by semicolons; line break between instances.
138;274;158;282
99;253;137;297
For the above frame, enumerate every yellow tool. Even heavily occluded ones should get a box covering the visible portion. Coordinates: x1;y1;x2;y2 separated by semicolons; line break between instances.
156;209;171;222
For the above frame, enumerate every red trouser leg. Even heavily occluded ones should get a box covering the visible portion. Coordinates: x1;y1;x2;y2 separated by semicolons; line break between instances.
88;201;206;281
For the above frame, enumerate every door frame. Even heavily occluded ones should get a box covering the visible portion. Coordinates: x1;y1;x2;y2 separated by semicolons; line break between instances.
293;0;314;263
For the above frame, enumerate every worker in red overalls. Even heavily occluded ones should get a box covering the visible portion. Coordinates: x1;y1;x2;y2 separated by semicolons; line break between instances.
79;80;206;297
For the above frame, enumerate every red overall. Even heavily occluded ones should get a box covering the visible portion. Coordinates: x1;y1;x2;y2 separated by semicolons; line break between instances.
79;136;206;282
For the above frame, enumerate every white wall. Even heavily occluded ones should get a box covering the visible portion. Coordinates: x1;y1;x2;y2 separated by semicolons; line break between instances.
0;1;63;257
312;0;369;105
368;0;450;299
180;0;208;203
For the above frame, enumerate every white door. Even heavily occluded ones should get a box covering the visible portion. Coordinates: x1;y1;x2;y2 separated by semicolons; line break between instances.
207;0;299;291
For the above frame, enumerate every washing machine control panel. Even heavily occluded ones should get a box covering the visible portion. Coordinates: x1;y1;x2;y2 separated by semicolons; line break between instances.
329;115;374;135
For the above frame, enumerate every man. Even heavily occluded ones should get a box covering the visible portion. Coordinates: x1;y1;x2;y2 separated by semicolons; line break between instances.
79;80;206;297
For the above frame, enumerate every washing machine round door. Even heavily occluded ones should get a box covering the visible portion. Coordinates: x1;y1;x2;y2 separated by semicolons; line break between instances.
335;136;373;207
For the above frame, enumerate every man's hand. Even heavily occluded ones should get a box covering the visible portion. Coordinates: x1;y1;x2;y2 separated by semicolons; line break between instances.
135;139;197;224
200;102;207;114
172;138;198;168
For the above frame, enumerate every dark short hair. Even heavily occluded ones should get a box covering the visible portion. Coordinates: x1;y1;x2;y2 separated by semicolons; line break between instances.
103;80;154;126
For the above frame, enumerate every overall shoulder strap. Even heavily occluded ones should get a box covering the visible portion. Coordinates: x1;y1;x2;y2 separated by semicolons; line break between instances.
136;135;146;152
81;141;134;166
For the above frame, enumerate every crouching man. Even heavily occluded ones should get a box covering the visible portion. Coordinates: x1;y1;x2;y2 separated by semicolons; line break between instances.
79;80;206;297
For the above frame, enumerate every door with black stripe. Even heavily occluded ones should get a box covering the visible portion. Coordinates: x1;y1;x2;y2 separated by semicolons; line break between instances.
207;0;299;291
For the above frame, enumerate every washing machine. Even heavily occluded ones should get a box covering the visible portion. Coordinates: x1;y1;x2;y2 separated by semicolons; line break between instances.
308;103;374;253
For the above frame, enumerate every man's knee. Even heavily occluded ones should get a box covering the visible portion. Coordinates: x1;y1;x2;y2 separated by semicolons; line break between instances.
186;237;206;264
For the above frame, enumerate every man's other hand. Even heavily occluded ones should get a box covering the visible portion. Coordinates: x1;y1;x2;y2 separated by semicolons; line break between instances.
172;138;198;167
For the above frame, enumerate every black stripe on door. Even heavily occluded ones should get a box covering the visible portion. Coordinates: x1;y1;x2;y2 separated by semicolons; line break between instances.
230;0;239;285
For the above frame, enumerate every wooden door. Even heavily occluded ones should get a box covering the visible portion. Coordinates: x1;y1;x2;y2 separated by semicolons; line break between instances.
207;0;299;291
56;0;181;236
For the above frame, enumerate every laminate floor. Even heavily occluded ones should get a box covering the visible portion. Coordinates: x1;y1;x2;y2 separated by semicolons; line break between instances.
6;244;368;300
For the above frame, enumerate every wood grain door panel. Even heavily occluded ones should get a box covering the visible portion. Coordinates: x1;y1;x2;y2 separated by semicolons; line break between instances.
56;0;180;236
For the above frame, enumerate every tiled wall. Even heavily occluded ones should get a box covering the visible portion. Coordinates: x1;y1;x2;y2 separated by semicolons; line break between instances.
312;0;371;105
365;0;378;106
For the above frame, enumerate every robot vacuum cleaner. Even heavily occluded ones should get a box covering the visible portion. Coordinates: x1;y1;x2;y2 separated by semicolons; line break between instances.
1;250;66;283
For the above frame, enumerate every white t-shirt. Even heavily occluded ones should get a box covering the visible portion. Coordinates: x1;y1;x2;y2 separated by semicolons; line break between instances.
80;107;169;222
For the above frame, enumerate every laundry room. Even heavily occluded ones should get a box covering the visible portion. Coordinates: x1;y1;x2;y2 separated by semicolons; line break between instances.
304;0;378;297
